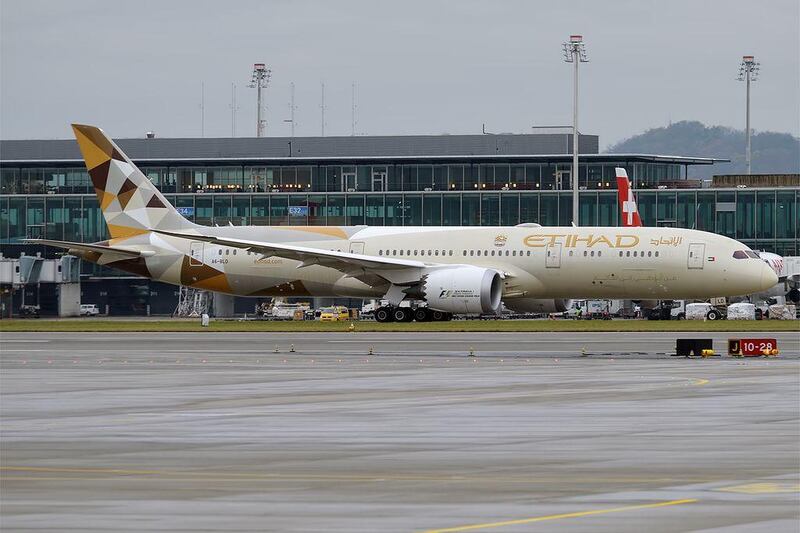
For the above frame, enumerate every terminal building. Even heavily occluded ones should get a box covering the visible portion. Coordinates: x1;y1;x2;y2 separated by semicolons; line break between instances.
1;131;798;316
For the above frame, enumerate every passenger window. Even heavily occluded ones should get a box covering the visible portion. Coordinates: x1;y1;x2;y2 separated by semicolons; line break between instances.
512;250;517;256
569;250;573;256
598;251;602;257
233;250;237;255
449;250;453;256
225;249;230;255
526;251;531;256
379;250;383;256
470;250;474;256
399;250;404;256
218;249;222;255
619;251;623;257
547;250;551;257
435;250;439;256
590;250;595;257
392;250;396;255
491;250;495;256
655;251;659;257
626;251;631;257
583;250;588;257
647;251;652;257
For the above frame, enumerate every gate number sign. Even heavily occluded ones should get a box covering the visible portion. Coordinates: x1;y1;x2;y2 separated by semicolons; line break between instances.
728;338;778;356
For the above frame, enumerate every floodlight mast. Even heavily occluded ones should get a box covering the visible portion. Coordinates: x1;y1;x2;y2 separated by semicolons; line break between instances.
563;35;588;226
737;55;759;175
248;63;272;137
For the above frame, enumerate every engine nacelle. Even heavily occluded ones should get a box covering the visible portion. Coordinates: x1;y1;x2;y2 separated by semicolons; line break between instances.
423;267;502;314
504;298;573;314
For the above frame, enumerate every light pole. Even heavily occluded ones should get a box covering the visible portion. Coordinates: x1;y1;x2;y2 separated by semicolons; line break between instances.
248;63;272;137
563;34;588;225
738;55;759;175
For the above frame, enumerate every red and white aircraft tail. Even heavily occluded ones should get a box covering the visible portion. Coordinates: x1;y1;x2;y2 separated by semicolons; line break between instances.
616;167;643;227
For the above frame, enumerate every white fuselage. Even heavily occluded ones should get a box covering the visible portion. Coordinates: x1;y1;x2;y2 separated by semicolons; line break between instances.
137;225;776;300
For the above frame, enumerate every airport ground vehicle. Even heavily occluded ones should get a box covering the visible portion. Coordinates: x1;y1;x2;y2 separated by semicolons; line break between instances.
79;304;100;316
19;304;40;318
270;301;310;320
685;302;727;320
645;301;684;320
563;300;616;320
318;306;349;322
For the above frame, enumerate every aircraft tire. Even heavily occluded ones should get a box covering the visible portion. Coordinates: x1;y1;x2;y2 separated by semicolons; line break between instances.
706;309;722;321
374;307;394;323
430;310;446;321
414;308;432;322
393;307;413;322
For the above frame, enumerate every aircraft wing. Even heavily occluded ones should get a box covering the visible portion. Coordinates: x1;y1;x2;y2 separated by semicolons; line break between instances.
24;239;154;258
152;229;429;287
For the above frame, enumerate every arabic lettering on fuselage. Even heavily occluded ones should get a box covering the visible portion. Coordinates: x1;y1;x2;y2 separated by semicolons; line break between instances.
649;236;683;246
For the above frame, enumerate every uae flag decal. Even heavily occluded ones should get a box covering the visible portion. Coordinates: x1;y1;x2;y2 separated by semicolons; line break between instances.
708;256;716;262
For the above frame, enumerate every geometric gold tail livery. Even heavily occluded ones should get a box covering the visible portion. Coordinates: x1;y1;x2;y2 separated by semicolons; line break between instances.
72;124;195;239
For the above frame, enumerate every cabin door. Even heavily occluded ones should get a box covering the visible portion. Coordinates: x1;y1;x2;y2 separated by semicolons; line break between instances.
189;242;205;266
687;243;705;269
349;242;365;255
545;243;562;268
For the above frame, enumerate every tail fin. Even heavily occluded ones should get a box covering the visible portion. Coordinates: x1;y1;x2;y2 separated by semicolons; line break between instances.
71;124;196;240
615;167;643;227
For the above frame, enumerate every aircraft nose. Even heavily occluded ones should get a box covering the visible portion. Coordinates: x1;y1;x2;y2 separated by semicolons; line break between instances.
759;261;779;291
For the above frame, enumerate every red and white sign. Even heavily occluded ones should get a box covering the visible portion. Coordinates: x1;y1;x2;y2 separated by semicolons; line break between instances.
728;338;778;356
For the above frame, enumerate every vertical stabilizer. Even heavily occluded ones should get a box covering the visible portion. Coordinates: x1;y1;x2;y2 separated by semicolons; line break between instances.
615;167;643;227
71;124;196;239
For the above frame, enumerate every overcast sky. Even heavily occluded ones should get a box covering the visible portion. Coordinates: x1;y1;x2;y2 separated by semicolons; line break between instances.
1;0;798;148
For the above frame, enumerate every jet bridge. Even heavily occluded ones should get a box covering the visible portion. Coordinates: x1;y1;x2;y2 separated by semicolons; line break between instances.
0;253;81;317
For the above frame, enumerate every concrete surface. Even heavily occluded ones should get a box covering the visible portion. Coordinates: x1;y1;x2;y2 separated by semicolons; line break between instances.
1;332;798;532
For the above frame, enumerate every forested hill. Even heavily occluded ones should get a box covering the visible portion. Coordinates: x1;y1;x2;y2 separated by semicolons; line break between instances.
607;121;799;179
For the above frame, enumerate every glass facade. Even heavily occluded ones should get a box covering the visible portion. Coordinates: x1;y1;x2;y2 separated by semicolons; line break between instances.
1;189;797;256
1;158;798;262
0;160;686;196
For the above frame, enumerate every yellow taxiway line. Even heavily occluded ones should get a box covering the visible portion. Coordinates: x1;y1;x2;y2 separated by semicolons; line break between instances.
421;498;698;533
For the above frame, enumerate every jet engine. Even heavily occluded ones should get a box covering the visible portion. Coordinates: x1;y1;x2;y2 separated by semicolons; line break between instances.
503;298;573;314
422;267;502;314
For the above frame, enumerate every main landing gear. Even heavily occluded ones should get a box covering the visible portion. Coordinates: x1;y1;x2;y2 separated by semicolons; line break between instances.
374;306;453;323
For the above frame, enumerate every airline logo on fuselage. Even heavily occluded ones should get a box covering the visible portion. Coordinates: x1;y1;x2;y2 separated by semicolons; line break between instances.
524;234;640;248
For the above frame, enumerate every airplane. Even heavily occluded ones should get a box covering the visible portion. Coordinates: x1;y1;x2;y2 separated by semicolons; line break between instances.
26;124;778;322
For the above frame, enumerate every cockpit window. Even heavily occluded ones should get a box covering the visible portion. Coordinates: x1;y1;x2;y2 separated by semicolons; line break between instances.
732;250;748;259
745;251;760;258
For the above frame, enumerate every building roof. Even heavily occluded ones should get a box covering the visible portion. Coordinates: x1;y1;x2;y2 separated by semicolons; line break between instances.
2;132;597;162
0;132;726;166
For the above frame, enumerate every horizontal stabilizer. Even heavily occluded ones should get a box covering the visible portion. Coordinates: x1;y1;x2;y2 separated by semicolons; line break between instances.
24;239;153;258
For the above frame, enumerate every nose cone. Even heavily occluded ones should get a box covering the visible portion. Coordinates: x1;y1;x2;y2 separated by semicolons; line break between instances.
759;262;779;291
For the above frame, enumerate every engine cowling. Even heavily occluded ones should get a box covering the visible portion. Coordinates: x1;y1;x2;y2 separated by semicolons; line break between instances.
504;298;572;314
423;267;502;314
